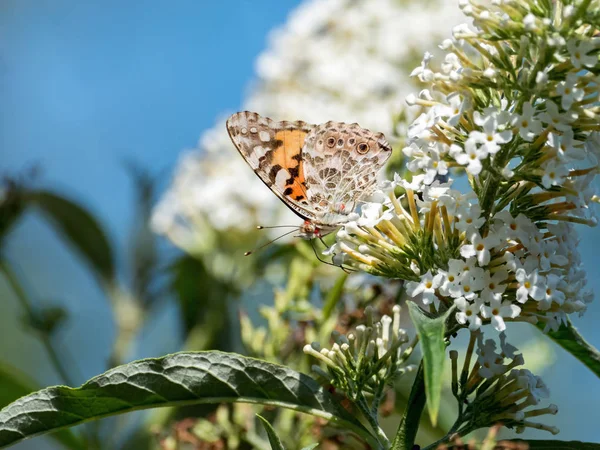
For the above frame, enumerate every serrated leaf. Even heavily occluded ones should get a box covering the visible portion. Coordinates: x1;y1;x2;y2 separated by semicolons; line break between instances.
0;351;375;449
257;414;285;450
537;318;600;378
509;440;600;449
26;190;115;283
0;363;84;450
407;302;452;427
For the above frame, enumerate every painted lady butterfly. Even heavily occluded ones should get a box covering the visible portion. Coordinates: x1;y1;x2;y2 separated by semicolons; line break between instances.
226;111;392;239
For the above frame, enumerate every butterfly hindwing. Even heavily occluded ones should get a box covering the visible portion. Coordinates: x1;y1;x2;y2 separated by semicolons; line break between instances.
301;121;393;217
226;111;317;220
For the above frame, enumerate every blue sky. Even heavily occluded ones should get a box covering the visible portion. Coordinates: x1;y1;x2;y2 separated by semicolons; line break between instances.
2;0;600;447
1;0;300;245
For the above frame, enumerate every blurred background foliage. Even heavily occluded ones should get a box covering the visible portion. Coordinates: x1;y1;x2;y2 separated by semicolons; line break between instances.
1;0;599;449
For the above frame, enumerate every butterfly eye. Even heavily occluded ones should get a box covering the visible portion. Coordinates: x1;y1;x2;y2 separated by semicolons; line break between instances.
326;137;336;148
357;142;369;154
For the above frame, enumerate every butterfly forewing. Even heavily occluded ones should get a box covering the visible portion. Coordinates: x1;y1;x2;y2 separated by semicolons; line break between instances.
226;111;317;220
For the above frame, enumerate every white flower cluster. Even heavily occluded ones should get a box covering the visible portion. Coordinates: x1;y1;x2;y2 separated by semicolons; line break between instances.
331;177;592;332
151;0;466;245
405;1;600;218
449;331;558;435
331;0;598;334
304;305;415;392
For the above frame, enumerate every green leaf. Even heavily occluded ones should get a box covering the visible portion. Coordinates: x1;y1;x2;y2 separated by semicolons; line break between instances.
0;363;84;450
536;317;600;378
407;302;452;427
0;181;27;248
0;351;375;449
0;363;38;410
26;190;115;283
124;162;161;306
509;440;600;449
301;445;319;450
170;255;233;341
322;273;347;320
257;414;285;450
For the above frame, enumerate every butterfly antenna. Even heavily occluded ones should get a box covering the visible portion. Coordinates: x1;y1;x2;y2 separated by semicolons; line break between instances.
256;225;298;230
244;228;298;256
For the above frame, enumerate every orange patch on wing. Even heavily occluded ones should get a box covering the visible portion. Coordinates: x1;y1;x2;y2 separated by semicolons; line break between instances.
274;129;308;201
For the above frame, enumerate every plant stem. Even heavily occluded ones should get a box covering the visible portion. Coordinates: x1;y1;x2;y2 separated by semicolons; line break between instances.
421;419;463;450
390;361;427;450
0;259;74;386
355;393;390;449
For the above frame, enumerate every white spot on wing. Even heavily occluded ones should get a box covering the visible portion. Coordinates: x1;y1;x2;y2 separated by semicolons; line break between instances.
254;146;268;159
250;127;258;133
275;169;291;189
259;131;270;142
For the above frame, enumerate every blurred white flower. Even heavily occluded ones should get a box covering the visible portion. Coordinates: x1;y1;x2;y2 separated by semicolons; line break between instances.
152;0;467;247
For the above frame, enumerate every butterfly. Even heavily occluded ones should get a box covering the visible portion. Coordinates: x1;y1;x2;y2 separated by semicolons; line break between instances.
226;111;392;239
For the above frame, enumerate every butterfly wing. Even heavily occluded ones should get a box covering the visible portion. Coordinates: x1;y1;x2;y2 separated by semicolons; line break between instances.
301;121;393;218
226;111;317;220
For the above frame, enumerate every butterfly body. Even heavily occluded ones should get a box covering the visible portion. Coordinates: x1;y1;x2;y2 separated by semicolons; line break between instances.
226;111;392;239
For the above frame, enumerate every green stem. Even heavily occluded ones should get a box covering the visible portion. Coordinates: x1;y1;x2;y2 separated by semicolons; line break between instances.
390;361;427;450
0;259;74;386
355;393;390;449
421;418;463;450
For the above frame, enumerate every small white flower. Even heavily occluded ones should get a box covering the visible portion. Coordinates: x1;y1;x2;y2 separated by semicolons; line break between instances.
547;128;586;160
468;112;512;155
481;293;520;332
541;160;569;189
460;231;500;266
511;101;543;142
455;296;483;331
538;100;576;132
454;203;485;233
515;268;545;303
539;240;569;271
405;270;444;309
438;93;471;126
480;268;508;301
421;147;449;185
455;267;486;299
438;259;466;297
517;369;550;400
396;173;426;191
567;39;597;69
453;140;487;175
556;73;584;110
411;51;434;82
538;274;566;310
494;210;534;241
441;52;462;75
357;203;394;227
476;334;504;379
